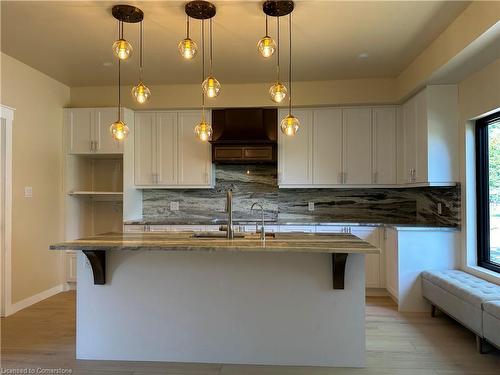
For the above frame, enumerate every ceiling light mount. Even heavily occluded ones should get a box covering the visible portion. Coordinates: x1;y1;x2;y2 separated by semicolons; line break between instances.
263;1;294;17
112;4;144;23
185;1;216;20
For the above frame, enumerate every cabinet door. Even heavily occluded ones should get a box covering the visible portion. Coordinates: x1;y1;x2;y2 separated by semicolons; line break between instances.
384;228;398;299
278;109;313;185
68;108;93;154
156;112;177;185
66;251;77;283
372;107;397;184
403;98;417;183
343;108;372;184
177;111;212;186
414;90;429;183
313;108;343;185
350;227;381;288
94;108;123;154
134;112;157;185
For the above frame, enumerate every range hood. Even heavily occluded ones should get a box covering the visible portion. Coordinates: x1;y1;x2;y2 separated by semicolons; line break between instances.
211;108;277;163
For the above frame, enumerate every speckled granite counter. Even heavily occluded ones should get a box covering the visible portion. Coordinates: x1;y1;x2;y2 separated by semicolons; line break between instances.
50;232;380;254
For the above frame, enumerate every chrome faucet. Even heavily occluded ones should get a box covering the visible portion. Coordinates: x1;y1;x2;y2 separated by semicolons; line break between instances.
225;190;234;239
251;202;265;240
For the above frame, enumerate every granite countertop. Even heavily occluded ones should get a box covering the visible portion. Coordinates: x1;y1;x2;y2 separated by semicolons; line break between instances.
50;232;380;254
123;219;459;231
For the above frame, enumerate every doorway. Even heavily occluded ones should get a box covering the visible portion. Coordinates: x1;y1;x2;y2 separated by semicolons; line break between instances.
1;105;14;317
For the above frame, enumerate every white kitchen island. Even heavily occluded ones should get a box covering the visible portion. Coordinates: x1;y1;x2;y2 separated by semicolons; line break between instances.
51;232;379;367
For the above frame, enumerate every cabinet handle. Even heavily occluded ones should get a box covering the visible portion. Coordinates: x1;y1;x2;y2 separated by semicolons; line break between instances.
90;140;93;152
95;141;99;151
343;172;347;184
373;171;378;184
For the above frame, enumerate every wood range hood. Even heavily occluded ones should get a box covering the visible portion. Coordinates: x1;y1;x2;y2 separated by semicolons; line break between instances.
210;108;277;164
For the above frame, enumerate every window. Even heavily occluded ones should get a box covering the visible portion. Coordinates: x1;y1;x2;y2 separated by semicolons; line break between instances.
476;111;500;273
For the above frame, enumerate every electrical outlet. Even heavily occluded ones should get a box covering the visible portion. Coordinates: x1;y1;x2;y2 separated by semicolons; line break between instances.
308;202;315;211
437;202;442;215
24;186;33;198
170;201;180;211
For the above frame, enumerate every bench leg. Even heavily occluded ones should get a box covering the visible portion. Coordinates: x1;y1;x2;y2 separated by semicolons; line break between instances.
431;304;437;317
476;335;487;354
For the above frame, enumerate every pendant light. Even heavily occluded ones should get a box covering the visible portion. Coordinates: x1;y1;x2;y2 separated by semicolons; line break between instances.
110;59;129;141
132;21;151;104
194;18;213;141
178;15;198;59
111;5;143;60
202;18;221;98
280;11;300;136
269;16;287;103
257;15;276;58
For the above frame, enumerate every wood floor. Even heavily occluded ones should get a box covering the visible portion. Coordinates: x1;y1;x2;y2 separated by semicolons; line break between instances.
1;292;499;375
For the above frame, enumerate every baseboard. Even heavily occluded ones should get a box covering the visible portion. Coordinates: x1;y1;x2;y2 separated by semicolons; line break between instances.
64;282;76;291
6;284;64;316
366;288;389;297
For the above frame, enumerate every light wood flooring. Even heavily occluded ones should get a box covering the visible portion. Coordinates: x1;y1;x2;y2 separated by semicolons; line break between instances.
1;292;499;374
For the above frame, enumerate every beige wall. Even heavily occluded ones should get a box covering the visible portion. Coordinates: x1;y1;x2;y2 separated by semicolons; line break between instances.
458;57;500;283
1;53;70;303
70;78;397;109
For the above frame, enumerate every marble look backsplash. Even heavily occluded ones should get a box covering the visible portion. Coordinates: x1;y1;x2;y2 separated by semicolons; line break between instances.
142;164;461;227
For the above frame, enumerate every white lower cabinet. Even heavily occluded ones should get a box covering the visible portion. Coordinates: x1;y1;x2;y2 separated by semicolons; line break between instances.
384;227;459;312
66;251;77;283
350;227;383;288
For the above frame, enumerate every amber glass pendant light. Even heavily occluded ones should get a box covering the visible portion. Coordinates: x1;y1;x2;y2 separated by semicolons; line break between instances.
132;21;151;104
110;59;130;141
195;18;213;141
257;15;276;58
179;15;198;59
269;16;287;103
202;18;221;98
280;12;300;136
111;5;143;60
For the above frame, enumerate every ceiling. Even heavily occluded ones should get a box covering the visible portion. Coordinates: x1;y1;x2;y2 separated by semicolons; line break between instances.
1;1;470;87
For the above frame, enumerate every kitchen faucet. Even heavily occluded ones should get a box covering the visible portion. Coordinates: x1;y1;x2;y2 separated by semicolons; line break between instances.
251;202;265;241
225;190;234;239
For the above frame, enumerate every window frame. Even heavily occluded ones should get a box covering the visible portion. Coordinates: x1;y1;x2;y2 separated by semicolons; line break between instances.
476;111;500;274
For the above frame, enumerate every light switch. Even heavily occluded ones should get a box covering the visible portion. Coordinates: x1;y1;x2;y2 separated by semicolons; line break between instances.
170;201;179;211
308;202;315;211
24;186;33;198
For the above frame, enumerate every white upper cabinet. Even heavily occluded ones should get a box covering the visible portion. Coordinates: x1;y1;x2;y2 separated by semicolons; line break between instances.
400;85;458;185
343;108;372;184
177;111;212;186
94;109;124;154
156;112;178;185
134;110;212;188
278;109;313;185
372;107;397;184
313;108;343;185
134;112;157;186
66;108;124;155
279;106;397;188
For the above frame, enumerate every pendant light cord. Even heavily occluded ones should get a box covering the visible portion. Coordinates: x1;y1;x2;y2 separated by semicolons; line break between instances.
209;18;213;75
201;18;205;120
288;13;292;115
118;20;122;121
139;20;144;80
186;14;190;38
265;14;268;36
276;16;280;82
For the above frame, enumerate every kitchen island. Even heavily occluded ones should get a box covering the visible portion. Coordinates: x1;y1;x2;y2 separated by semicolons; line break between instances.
51;232;379;367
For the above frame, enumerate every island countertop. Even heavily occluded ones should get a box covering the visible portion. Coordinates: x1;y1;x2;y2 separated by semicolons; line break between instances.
50;232;380;254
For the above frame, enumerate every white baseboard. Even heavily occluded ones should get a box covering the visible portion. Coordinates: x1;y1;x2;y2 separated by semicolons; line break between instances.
64;282;76;291
6;284;64;316
366;288;389;297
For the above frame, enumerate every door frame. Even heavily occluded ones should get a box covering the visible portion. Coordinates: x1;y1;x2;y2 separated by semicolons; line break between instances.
1;105;14;317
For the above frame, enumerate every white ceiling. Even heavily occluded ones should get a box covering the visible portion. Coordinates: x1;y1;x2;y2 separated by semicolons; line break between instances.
1;1;470;87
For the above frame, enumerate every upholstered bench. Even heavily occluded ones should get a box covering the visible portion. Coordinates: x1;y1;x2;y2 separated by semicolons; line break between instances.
483;300;500;350
421;270;500;353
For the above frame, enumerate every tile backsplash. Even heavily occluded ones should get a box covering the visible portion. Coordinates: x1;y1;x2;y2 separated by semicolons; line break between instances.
142;164;460;227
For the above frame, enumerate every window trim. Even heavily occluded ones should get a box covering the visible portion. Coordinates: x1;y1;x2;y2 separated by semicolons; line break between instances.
476;111;500;274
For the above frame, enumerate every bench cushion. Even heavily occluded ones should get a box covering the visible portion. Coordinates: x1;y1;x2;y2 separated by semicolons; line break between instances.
483;300;500;349
421;270;500;307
